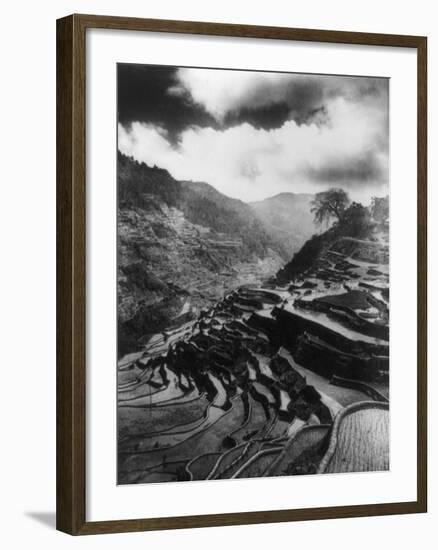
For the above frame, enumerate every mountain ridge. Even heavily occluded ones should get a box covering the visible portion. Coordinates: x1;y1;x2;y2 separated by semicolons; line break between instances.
117;153;319;356
250;191;317;259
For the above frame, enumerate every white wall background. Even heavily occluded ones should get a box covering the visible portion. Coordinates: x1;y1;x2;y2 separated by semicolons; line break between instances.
0;0;435;547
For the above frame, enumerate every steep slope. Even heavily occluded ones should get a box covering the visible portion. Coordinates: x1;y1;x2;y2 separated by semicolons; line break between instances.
275;203;388;283
118;153;282;259
118;183;390;484
250;192;316;258
118;153;285;356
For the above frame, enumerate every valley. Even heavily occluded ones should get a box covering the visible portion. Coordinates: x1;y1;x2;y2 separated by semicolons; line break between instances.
118;210;390;483
115;65;391;486
118;153;314;357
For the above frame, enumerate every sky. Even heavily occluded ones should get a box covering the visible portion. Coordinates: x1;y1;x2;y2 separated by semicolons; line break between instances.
118;64;389;204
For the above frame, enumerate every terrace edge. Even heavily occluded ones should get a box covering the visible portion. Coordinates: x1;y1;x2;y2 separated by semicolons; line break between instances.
56;13;427;535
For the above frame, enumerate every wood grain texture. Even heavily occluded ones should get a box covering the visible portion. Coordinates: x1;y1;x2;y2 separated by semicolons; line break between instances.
56;13;427;535
72;13;426;48
416;37;428;515
56;14;86;534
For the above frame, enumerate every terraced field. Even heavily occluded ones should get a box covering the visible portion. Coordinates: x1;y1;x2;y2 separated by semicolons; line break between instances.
118;236;390;484
318;402;389;474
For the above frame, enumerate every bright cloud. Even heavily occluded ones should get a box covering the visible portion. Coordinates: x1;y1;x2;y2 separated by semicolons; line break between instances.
170;69;299;121
118;94;388;203
170;68;388;126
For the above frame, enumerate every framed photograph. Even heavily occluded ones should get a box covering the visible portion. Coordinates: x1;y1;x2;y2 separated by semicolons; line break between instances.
56;14;427;535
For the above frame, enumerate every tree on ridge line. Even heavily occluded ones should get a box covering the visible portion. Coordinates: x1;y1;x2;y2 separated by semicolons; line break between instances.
310;188;351;227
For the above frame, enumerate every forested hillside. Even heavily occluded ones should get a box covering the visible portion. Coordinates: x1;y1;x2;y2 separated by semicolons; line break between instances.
118;154;296;356
250;192;315;257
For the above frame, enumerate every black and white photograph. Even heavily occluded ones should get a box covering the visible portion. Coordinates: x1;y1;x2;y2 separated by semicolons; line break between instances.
0;1;431;544
117;64;390;485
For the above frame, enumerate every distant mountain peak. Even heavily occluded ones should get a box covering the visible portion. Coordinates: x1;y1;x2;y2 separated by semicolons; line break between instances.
118;152;316;261
250;191;314;205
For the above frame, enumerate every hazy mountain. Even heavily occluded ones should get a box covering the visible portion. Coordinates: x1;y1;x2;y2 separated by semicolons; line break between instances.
118;153;287;258
250;192;317;258
118;153;286;356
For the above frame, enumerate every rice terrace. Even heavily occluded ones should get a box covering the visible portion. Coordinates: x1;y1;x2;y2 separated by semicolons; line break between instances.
117;64;390;485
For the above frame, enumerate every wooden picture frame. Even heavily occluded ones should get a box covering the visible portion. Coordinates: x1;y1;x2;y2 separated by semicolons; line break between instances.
56;13;427;535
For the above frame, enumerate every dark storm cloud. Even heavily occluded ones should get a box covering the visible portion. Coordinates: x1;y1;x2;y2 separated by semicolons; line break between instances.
304;150;387;187
221;77;331;130
255;77;327;124
227;74;388;129
224;103;292;131
224;102;330;131
118;65;389;202
117;64;316;138
118;65;388;138
117;64;218;143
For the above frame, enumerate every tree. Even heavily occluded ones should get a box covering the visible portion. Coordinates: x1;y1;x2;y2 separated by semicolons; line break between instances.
340;202;372;238
370;195;389;225
310;188;350;226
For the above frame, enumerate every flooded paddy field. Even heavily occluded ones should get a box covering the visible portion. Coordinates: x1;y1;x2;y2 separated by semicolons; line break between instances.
118;236;389;484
